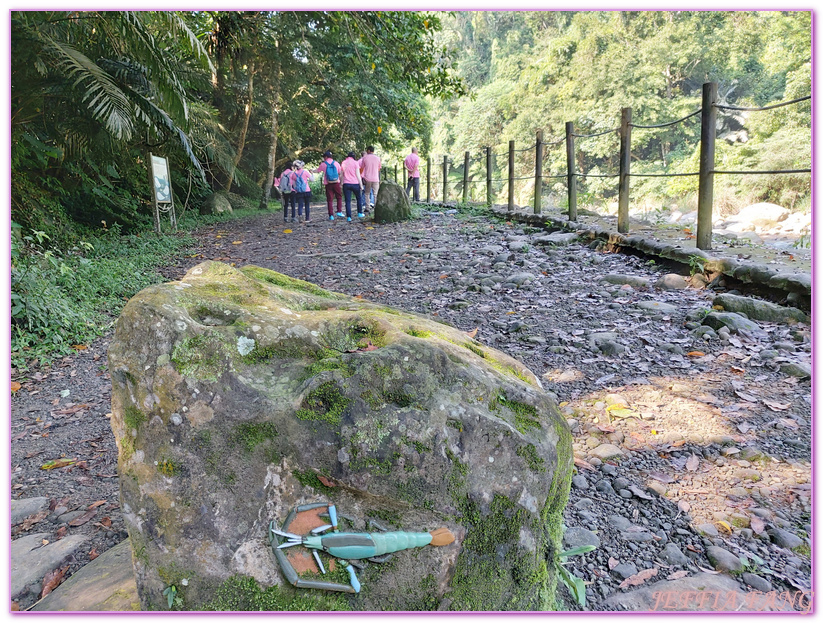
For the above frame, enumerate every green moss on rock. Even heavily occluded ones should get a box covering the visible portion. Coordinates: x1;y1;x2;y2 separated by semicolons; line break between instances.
241;265;345;300
516;444;546;473
170;334;225;381
229;421;279;454
199;575;350;611
296;382;351;425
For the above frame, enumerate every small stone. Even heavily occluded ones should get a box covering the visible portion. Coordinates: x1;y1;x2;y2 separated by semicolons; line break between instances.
767;527;804;549
697;523;720;537
587;457;602;467
612;477;630;491
647;481;667;496
660;542;690;566
622;531;654;542
618;489;633;499
742;573;773;593
608;515;633;531
780;362;811;379
11;497;49;525
601;464;617;476
590;444;623;460
595;480;617;496
655;274;688;290
578;510;598;524
611;563;638;580
563;527;601;550
572;475;589;490
706;546;743;573
573;498;594;511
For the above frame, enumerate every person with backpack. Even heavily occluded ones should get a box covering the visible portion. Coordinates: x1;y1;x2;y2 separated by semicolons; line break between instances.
340;151;365;221
315;150;343;220
277;162;295;223
290;160;313;223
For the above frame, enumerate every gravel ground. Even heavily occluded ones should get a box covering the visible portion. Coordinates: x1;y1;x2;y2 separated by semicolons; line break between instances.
10;205;811;610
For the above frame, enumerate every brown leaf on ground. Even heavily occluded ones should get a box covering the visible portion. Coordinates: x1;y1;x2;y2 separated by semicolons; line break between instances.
465;327;478;339
686;351;705;357
763;400;791;411
608;557;619;570
11;602;20;611
15;509;49;531
685;454;700;471
667;570;690;580
41;566;68;597
11;381;21;392
87;500;107;509
88;548;99;561
750;516;766;535
574;456;596;471
697;565;721;575
618;567;658;589
316;475;336;488
99;516;112;528
68;509;97;527
49;497;70;511
596;424;616;433
649;472;675;483
55;526;67;539
41;458;77;470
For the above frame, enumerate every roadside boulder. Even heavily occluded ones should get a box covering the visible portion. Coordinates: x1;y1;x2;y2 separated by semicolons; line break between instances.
199;191;233;215
373;181;412;224
712;293;808;325
107;261;573;611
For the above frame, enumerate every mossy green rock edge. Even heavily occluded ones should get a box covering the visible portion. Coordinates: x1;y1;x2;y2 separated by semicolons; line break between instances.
107;261;572;612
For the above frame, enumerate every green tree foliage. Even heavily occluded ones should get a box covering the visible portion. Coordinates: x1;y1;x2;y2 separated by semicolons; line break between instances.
431;10;810;210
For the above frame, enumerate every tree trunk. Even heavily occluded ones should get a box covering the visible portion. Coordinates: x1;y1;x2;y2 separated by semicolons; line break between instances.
226;60;256;193
260;71;281;209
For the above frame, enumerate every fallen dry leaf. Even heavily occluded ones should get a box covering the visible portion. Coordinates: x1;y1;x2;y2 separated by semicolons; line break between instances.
41;458;77;470
763;400;791;411
68;509;97;527
231;240;243;244
574;456;596;472
716;520;733;534
55;526;67;539
608;557;619;570
750;516;766;535
41;566;68;597
71;344;87;350
649;472;675;484
696;565;721;575
15;509;49;531
618;567;658;589
88;500;107;509
88;548;99;561
465;327;478;339
11;381;21;392
99;516;112;528
686;351;705;357
596;424;616;433
667;570;690;580
317;475;336;488
628;485;654;500
685;454;700;471
11;602;19;611
778;418;799;429
678;500;691;513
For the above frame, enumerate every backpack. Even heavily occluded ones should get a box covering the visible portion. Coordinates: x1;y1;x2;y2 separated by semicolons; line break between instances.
278;172;293;193
292;171;308;193
325;160;339;183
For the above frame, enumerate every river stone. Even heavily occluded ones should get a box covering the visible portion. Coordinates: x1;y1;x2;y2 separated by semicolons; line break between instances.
636;301;678;315
602;573;749;611
11;533;89;600
11;496;49;525
767;527;804;549
374;180;412;223
741;572;773;593
780;362;811;379
712;294;808;324
563;527;600;550
533;233;577;246
602;274;650;288
32;540;139;611
660;542;690;566
199;190;233;215
655;274;688;290
589;444;623;460
701;312;764;336
706;546;743;573
107;261;573;612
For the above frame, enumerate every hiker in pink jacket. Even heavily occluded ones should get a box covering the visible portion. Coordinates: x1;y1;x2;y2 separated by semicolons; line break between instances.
404;147;420;202
290;160;313;223
340;151;365;221
359;145;381;212
315;150;343;220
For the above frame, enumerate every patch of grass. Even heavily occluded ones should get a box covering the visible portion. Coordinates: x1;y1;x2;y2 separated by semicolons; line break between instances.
301;355;354;380
516;444;546;472
229;421;279;454
241;265;344;300
405;328;433;338
123;404;147;430
295;382;351;425
157;458;182;477
199;575;350;611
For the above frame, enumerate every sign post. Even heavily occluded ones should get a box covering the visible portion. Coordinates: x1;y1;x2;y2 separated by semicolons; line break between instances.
150;153;176;233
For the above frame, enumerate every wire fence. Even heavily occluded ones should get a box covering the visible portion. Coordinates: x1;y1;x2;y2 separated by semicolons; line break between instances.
409;83;807;249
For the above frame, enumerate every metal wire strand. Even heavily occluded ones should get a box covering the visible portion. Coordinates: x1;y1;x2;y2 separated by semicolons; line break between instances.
572;127;619;138
713;168;811;175
628;172;700;177
715;95;810;112
576;173;620;178
630;109;702;129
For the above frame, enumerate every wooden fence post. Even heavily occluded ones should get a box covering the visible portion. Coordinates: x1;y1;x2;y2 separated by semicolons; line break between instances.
565;122;577;221
534;129;544;214
618;107;632;234
442;155;448;203
697;82;717;250
426;156;431;203
508;140;515;212
463;152;470;205
394;164;397;183
486;147;493;207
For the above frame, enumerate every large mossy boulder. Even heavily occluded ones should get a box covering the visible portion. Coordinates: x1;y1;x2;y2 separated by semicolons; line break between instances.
107;261;573;612
373;180;411;224
199;190;233;215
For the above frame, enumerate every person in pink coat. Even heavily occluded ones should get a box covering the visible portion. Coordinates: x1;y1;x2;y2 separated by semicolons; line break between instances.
289;160;313;223
359;145;381;212
404;147;420;202
340;151;365;221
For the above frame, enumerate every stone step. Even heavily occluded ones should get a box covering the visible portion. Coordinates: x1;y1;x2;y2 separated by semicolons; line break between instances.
31;539;139;611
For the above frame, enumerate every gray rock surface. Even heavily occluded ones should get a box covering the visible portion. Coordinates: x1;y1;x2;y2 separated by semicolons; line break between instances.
660;542;690;566
655;274;688;290
589;444;623;460
768;527;804;549
702;311;764;336
107;261;573;611
32;540;139;611
706;546;743;573
602;274;650;288
374;180;412;223
199;190;233;215
712;293;808;324
603;573;749;611
11;533;88;600
563;527;601;550
11;497;49;525
636;301;678;315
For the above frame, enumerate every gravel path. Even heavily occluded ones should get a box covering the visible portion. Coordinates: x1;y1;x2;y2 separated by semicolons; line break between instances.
11;205;811;611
